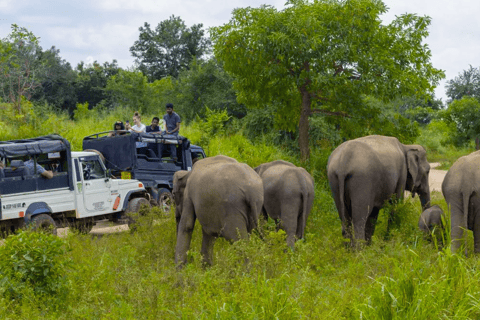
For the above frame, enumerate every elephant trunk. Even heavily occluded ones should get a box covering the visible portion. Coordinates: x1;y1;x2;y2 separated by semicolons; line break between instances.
419;190;431;211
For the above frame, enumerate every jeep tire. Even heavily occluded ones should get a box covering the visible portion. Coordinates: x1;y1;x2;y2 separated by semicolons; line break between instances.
30;214;57;235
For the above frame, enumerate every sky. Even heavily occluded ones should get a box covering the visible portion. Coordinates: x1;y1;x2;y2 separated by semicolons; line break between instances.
1;0;478;104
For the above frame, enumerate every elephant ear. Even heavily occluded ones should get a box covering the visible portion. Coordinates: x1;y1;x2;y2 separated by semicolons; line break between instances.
173;170;190;193
406;149;419;187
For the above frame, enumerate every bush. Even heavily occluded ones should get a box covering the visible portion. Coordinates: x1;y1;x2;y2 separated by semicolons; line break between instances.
0;230;72;299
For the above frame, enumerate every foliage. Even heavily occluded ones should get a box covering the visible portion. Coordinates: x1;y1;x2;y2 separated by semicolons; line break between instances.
170;58;246;122
445;65;480;103
391;95;444;125
75;60;121;110
190;107;231;149
440;96;480;147
0;230;72;299
31;46;78;113
106;69;175;116
130;15;211;81
0;24;43;113
211;0;444;160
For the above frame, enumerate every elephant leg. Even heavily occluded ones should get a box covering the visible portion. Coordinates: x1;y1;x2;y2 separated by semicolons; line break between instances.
472;199;480;253
450;200;467;254
201;229;217;267
175;198;196;266
342;214;353;245
365;207;380;244
351;197;373;246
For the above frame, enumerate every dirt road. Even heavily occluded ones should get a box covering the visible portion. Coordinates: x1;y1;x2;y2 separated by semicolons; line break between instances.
429;162;447;193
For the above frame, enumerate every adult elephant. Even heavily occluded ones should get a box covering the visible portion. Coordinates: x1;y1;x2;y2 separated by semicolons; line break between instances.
173;155;264;266
327;135;431;246
254;160;315;248
442;150;480;254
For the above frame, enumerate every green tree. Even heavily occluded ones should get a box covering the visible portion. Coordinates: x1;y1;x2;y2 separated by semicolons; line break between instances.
391;95;444;125
0;24;43;114
211;0;444;160
440;96;480;149
445;65;480;103
32;46;78;112
75;60;120;110
130;15;211;81
171;59;246;122
105;69;174;115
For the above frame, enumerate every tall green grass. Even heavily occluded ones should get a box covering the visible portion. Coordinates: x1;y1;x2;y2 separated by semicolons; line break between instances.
2;104;480;319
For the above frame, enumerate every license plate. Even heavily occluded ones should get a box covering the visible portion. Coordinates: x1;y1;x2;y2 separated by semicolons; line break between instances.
121;171;132;179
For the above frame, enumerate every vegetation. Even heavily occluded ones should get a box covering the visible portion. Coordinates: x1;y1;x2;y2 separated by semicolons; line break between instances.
211;0;444;160
130;15;211;81
3;0;480;318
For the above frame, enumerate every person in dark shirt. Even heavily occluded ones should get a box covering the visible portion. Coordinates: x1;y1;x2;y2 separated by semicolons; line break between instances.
163;103;181;161
163;103;181;135
146;117;161;156
146;117;161;134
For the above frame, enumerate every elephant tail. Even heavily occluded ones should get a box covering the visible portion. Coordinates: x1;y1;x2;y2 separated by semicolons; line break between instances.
337;173;347;225
246;192;262;233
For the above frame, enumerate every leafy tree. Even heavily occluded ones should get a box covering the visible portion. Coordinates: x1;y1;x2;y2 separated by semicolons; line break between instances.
445;65;480;103
75;60;120;110
211;0;444;160
390;95;444;125
105;69;174;115
130;15;211;81
171;59;246;122
0;24;43;114
440;96;480;148
32;46;78;112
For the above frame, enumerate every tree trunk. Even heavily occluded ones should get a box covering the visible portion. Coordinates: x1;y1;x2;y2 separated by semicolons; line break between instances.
298;88;311;161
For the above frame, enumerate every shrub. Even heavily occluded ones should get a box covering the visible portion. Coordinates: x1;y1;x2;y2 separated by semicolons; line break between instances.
0;230;72;299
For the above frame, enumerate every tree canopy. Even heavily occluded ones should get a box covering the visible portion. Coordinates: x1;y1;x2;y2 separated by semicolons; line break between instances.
130;15;211;81
211;0;444;160
445;65;480;103
440;96;480;148
0;24;43;113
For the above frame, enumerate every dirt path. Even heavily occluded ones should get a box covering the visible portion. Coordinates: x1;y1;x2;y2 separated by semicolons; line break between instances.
429;162;447;193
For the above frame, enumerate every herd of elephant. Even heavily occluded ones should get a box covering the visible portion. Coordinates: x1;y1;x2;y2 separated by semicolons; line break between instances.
172;135;480;266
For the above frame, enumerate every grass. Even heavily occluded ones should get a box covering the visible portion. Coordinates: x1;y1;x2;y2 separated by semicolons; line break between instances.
2;105;480;318
4;192;480;319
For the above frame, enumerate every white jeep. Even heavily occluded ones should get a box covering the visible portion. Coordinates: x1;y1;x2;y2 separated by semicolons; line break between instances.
0;134;151;235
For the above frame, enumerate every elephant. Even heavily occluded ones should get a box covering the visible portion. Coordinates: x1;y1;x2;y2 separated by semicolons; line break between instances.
173;155;264;266
442;150;480;254
327;135;431;246
418;204;445;233
254;160;315;248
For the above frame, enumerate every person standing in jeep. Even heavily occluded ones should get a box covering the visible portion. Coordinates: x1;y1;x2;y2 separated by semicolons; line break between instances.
163;103;181;161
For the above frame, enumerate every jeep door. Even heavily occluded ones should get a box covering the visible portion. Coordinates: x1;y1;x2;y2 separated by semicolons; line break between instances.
79;156;112;214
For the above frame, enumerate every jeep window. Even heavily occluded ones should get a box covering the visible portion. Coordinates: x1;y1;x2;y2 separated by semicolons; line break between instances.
81;159;105;180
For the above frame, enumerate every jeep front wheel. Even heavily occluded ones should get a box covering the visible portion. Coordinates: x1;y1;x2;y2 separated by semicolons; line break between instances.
126;197;151;230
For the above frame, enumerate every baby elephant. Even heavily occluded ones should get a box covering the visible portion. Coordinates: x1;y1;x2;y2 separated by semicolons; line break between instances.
418;205;445;233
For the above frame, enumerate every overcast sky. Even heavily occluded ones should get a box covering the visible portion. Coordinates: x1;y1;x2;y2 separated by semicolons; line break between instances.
1;0;478;104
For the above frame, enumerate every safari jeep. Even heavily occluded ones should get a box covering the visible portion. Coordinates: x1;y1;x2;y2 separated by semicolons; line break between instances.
82;131;206;211
0;134;150;235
